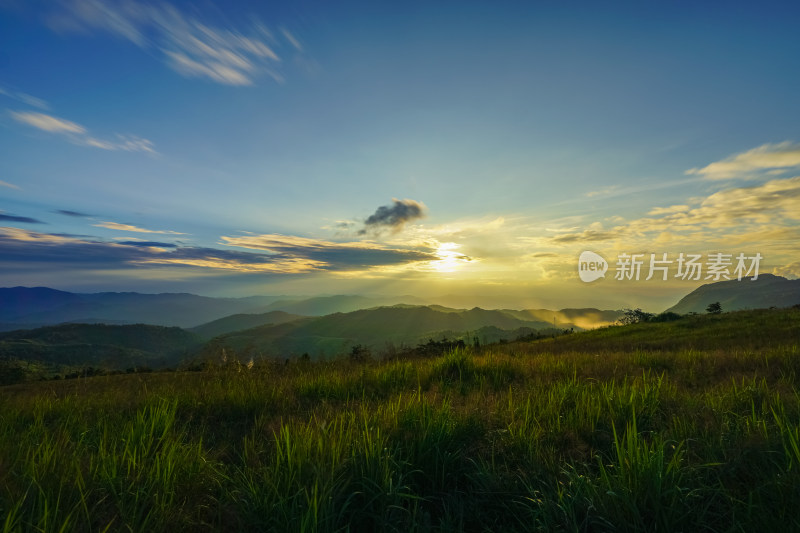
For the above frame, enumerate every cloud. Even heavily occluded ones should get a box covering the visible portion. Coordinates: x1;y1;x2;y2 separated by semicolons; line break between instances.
0;226;438;277
9;110;156;153
136;253;327;274
585;185;620;198
540;176;800;249
0;86;49;109
281;28;302;51
686;141;800;180
0;213;44;224
0;180;21;190
222;233;438;270
648;205;689;216
94;221;185;234
773;262;800;280
359;198;427;235
549;229;622;244
117;240;178;248
43;0;297;86
10;111;85;134
0;226;308;274
83;134;156;153
55;209;92;217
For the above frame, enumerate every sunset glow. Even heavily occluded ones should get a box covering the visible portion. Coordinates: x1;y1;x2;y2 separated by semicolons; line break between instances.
1;1;798;310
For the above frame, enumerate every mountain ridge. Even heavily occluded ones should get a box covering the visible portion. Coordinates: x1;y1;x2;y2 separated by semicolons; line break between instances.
665;274;800;314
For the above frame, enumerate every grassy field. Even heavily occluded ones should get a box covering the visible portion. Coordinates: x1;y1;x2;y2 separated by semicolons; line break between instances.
2;308;800;531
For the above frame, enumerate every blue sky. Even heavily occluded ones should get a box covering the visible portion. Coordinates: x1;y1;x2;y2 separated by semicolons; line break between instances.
1;0;799;310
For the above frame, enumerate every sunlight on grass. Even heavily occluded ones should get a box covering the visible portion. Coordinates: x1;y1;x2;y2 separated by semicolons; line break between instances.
2;309;800;531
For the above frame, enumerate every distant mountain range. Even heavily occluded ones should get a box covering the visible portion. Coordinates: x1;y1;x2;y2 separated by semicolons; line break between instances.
2;275;798;379
0;287;277;329
665;274;800;314
253;295;429;316
0;288;426;331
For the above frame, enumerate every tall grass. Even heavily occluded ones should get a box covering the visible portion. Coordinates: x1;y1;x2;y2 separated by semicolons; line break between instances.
3;309;800;531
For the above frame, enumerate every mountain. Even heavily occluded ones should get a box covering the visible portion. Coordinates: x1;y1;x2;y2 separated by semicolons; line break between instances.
0;323;203;370
0;287;84;321
0;287;279;329
665;274;800;314
197;305;563;360
190;311;305;339
257;294;429;316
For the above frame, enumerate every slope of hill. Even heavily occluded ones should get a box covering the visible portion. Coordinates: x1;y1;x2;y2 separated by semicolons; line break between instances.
198;305;560;359
190;311;305;339
0;323;203;370
665;274;800;314
522;307;800;354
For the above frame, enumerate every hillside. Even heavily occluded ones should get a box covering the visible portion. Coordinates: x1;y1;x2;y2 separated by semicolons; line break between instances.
0;323;202;373
200;305;560;359
520;307;800;354
190;311;305;339
3;308;800;532
665;273;800;314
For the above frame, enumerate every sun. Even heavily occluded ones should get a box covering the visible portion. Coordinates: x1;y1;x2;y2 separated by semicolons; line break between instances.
431;242;469;273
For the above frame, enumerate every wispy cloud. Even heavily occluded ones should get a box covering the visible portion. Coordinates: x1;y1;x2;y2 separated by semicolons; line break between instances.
43;0;300;86
0;226;437;277
0;213;44;224
774;261;800;280
116;240;178;248
0;180;21;190
9;110;156;153
55;209;92;217
686;141;800;180
10;111;85;134
94;221;185;234
0;85;49;109
281;28;303;52
585;185;620;198
137;254;327;274
538;176;800;256
222;232;438;270
648;205;689;216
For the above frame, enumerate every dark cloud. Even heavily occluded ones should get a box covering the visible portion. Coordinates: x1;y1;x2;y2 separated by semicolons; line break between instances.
55;209;92;217
359;198;426;235
221;234;438;269
0;228;438;277
118;241;178;248
550;230;622;244
0;213;44;224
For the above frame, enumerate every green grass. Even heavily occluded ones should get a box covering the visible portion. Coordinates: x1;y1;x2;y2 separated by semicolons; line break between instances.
1;308;800;531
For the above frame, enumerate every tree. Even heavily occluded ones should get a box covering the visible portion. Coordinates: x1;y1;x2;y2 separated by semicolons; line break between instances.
349;344;371;362
618;308;654;325
706;301;722;314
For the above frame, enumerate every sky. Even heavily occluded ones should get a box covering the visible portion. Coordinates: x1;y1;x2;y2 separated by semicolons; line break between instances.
1;0;799;311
